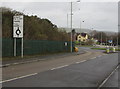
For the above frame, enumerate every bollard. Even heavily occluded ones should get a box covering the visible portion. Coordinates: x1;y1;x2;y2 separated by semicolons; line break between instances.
106;47;110;54
112;47;116;52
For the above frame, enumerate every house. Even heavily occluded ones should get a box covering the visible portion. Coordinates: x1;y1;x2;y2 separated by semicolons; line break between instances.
76;33;89;42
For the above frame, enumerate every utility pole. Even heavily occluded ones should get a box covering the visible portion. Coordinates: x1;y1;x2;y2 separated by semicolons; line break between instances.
117;36;118;47
106;37;107;47
80;20;81;46
79;20;84;46
70;0;80;52
67;13;69;29
101;32;102;45
111;37;113;46
70;2;73;52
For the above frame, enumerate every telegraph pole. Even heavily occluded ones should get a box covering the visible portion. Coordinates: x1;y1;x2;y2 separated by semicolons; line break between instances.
70;2;73;52
67;13;69;29
101;32;102;45
117;36;118;47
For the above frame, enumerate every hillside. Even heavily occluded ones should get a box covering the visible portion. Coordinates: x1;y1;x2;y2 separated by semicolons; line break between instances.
2;7;70;41
60;27;117;36
60;27;92;33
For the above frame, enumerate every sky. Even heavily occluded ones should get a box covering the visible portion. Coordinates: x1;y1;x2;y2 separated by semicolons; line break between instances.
1;0;119;32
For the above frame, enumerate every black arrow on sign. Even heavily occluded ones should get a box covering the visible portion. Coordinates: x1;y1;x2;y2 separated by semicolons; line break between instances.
16;27;21;36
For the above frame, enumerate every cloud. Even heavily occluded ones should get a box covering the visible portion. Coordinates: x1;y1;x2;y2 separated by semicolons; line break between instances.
73;2;118;31
1;0;119;2
1;2;118;32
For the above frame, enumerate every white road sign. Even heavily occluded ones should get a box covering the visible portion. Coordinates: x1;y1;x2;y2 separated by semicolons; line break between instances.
13;15;23;38
65;42;68;46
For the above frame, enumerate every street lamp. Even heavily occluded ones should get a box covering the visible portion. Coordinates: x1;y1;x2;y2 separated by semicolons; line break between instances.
90;28;94;39
101;32;102;45
79;20;84;45
91;28;93;36
67;13;71;31
80;20;85;31
67;13;69;29
117;36;118;47
106;37;107;46
70;2;73;53
70;0;80;52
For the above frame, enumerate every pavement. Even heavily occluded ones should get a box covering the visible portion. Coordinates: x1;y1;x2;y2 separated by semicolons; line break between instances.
2;49;86;67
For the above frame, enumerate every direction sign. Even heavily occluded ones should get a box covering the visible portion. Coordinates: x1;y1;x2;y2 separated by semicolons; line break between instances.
13;15;23;38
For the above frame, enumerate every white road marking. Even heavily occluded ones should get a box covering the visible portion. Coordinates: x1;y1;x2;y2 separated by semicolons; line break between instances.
76;60;87;64
84;50;89;53
4;64;11;66
76;62;81;64
13;63;19;65
103;54;108;56
98;65;119;89
98;55;102;58
51;65;69;70
2;59;47;68
0;73;38;83
91;57;96;59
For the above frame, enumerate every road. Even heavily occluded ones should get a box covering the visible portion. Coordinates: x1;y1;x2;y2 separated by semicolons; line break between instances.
2;47;119;88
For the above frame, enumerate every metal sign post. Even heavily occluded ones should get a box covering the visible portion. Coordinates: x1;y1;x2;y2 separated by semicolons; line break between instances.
21;38;23;58
13;15;23;58
14;38;16;57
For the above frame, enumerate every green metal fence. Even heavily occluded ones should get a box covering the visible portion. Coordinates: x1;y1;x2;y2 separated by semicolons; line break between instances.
2;38;75;57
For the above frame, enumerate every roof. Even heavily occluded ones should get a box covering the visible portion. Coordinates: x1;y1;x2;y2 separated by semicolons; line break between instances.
77;33;88;37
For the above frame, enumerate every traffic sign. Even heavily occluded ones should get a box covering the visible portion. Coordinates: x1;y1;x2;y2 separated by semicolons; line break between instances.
64;42;68;46
13;15;23;38
108;40;113;43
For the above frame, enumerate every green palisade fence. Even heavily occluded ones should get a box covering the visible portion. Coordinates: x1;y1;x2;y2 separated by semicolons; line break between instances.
2;38;75;57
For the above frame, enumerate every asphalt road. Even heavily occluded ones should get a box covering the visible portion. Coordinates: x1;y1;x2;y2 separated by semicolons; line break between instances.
3;50;102;81
2;52;118;88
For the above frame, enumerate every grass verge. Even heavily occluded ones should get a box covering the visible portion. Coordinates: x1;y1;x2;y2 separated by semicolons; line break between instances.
76;45;93;47
91;47;120;51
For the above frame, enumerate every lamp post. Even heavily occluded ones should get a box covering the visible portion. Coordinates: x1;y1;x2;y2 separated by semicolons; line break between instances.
106;37;107;47
70;2;73;52
80;20;84;32
79;20;84;45
91;28;93;38
70;0;80;52
117;36;118;47
101;32;102;45
67;13;69;29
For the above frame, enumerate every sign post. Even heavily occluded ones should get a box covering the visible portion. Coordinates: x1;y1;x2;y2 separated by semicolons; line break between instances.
14;38;16;56
21;38;23;58
108;40;113;46
13;15;23;58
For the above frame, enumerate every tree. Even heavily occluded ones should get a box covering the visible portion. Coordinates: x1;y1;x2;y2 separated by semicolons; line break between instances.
2;7;70;41
93;31;107;43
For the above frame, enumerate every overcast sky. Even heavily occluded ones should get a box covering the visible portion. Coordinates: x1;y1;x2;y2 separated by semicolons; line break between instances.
1;0;119;32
